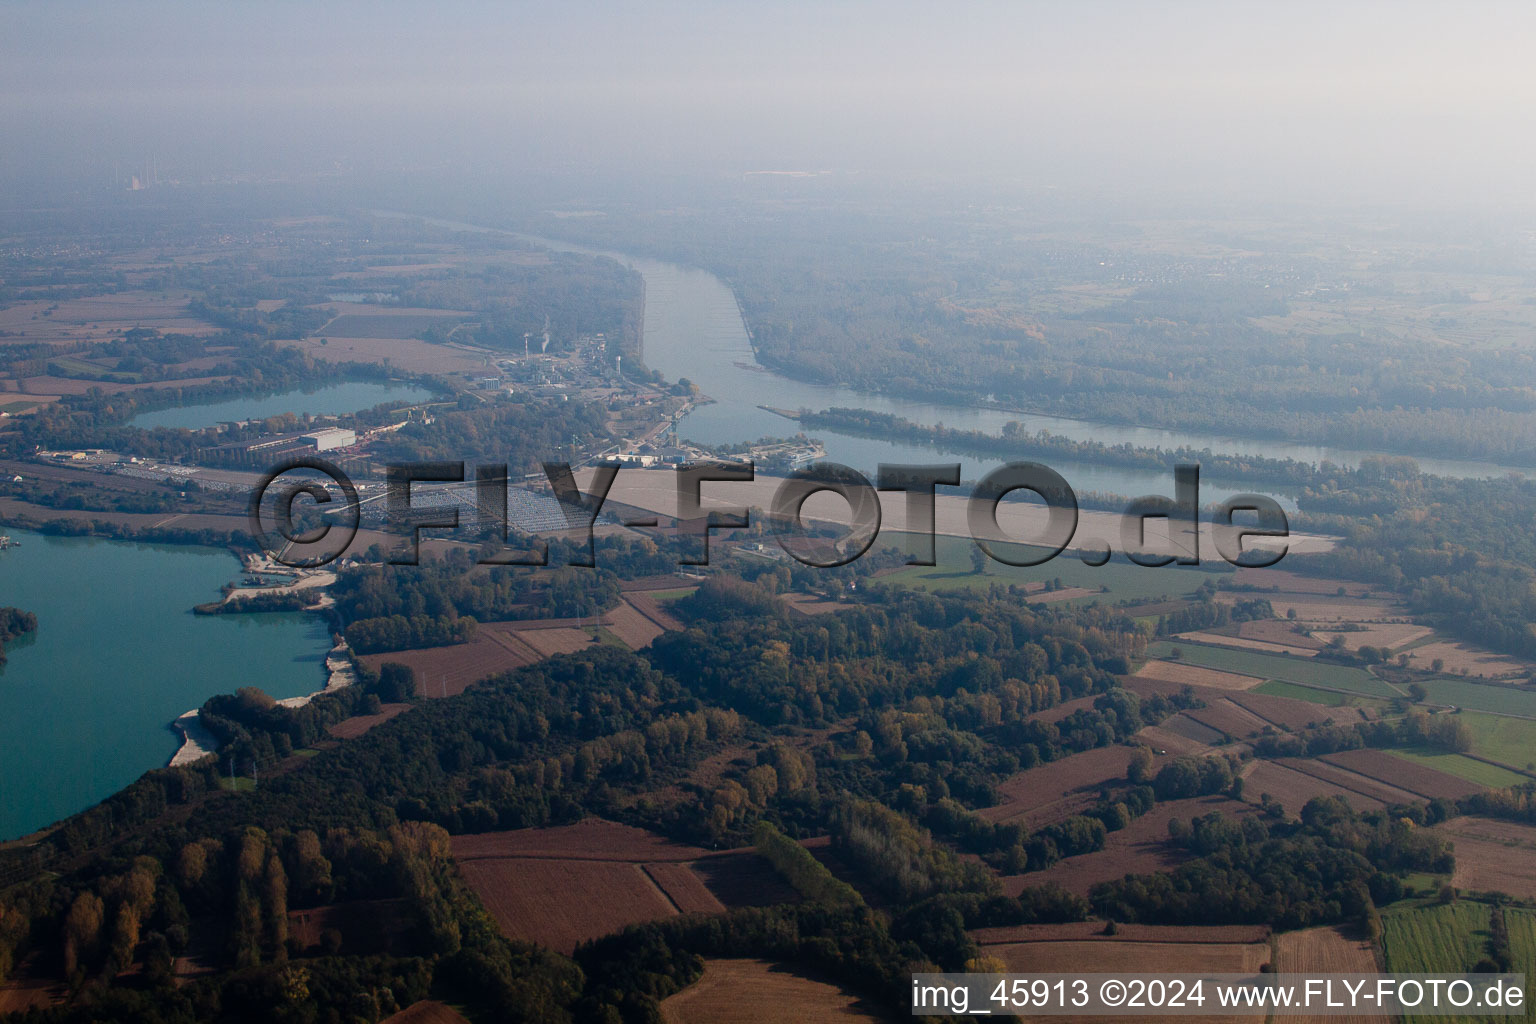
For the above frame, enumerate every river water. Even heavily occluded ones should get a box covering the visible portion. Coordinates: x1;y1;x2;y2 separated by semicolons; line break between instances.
418;222;1513;510
393;212;1531;501
0;530;331;840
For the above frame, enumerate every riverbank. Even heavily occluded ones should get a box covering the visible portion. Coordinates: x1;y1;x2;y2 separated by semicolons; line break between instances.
166;639;358;766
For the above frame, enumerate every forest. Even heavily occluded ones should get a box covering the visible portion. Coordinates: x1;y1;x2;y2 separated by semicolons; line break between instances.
0;573;1473;1023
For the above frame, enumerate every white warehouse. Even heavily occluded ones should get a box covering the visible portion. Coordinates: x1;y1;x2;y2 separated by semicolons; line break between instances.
303;428;357;452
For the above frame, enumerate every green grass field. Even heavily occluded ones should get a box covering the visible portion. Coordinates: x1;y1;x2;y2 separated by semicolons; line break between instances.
1145;640;1401;697
1382;902;1535;1023
1387;747;1529;789
1459;712;1536;772
880;533;1222;602
1252;679;1383;707
1419;677;1536;720
0;400;42;414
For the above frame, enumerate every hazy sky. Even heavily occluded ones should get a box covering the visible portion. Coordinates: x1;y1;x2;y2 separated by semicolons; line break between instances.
3;1;1533;207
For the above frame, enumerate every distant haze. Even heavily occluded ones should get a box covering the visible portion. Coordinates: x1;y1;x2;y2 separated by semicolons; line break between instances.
3;0;1534;208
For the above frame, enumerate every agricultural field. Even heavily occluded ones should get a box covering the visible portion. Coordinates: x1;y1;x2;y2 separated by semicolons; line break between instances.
1378;902;1535;1024
1418;677;1536;718
1175;631;1320;658
1249;596;1405;622
1151;713;1227;748
605;597;668;649
1273;926;1386;1024
643;862;728;914
382;1003;472;1024
1275;757;1423;807
880;533;1216;603
980;745;1135;826
1321;750;1480;801
1435;818;1536;900
1312;622;1433;653
1145;641;1399;698
1019;795;1255;897
457;858;681;953
980;938;1268;1024
1235;618;1325;648
1135;722;1221;757
1250;679;1370;708
325;703;412;740
1228;569;1376;596
517;626;603;658
1229;687;1375;729
1403;640;1532;680
1458;712;1536;771
357;628;537;698
450;821;790;953
1387;748;1529;790
1242;760;1384;814
1132;659;1263;691
1181;699;1271;741
658;959;885;1024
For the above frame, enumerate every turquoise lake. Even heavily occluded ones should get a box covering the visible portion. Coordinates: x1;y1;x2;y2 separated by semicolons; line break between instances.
127;380;434;431
0;529;332;840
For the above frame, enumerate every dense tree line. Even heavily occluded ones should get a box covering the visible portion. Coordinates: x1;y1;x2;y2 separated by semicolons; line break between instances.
0;606;37;667
1090;796;1453;930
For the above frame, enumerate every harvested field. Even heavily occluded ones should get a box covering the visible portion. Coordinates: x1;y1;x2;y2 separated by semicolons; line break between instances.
1314;622;1432;653
1230;569;1375;596
318;311;467;339
1176;631;1319;658
326;702;412;739
1146;642;1398;698
1252;596;1405;622
1322;749;1480;800
645;862;727;914
0;957;63;1015
1029;696;1098;726
1273;926;1386;1024
1135;723;1220;757
626;592;687;631
382;1002;472;1024
1153;713;1227;747
451;820;710;863
458;858;677;953
982;940;1268;1024
1228;688;1370;730
1275;758;1422;806
1403;640;1531;679
1236;619;1325;648
1182;699;1271;740
659;959;885;1023
981;746;1135;825
606;598;666;649
1133;659;1264;691
517;626;601;657
1027;586;1100;603
1241;760;1383;814
973;922;1269;945
357;630;535;698
1435;817;1536;899
1017;795;1254;897
280;335;488;375
690;852;800;908
781;593;846;616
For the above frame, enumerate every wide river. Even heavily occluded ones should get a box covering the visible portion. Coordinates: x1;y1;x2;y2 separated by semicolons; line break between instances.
0;530;331;840
395;214;1528;503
